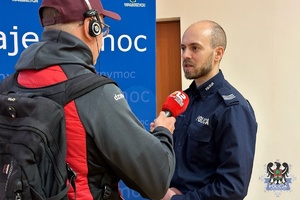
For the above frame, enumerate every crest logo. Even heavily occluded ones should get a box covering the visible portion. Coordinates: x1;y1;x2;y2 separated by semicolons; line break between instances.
124;0;146;7
260;161;296;197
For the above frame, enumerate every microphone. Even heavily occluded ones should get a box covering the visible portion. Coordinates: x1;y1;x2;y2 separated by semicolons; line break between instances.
149;91;189;133
161;91;189;117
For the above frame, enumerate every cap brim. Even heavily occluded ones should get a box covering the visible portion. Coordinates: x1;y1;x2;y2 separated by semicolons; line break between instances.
102;10;121;20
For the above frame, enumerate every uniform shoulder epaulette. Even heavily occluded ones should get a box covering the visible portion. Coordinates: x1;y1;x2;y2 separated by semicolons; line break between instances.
217;88;240;106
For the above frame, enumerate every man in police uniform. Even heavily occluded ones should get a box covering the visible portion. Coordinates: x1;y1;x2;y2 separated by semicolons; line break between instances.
162;20;258;200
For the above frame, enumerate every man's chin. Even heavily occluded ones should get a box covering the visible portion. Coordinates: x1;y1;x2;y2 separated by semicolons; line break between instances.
184;74;194;80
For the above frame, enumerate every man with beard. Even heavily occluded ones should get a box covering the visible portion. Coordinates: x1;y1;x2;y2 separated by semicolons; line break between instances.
161;20;258;200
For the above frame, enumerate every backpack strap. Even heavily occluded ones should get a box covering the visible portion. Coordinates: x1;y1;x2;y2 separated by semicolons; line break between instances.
1;72;117;106
63;73;117;104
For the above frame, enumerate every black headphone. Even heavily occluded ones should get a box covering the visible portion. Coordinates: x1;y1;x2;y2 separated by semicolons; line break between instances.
83;0;102;37
84;9;102;37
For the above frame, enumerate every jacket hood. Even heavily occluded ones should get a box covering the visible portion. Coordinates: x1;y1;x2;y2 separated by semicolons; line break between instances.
15;29;95;72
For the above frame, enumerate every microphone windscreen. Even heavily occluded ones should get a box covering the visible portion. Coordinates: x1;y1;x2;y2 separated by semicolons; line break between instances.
162;91;189;117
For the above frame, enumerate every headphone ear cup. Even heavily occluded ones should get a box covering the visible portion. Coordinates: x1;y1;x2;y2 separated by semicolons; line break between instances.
89;19;102;37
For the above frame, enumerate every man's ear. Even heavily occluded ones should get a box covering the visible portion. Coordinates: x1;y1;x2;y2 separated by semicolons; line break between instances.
214;46;224;62
83;18;93;39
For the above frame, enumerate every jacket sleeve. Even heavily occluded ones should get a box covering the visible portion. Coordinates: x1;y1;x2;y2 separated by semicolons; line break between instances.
76;83;175;199
172;104;257;200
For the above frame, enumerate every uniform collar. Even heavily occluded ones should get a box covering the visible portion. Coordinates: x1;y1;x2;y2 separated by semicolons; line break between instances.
189;70;224;99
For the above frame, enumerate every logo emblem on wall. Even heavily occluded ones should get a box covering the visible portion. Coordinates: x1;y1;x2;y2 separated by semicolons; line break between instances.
260;161;296;197
124;0;146;8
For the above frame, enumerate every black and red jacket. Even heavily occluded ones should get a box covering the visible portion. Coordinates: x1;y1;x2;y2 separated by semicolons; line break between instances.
9;29;175;200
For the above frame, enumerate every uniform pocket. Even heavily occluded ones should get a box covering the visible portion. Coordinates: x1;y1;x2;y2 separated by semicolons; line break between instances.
186;123;215;164
188;123;212;143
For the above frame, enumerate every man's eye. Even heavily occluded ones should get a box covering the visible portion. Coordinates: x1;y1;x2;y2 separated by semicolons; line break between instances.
192;46;199;51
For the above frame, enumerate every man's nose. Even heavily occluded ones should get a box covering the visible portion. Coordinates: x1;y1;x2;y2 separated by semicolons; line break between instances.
182;49;191;59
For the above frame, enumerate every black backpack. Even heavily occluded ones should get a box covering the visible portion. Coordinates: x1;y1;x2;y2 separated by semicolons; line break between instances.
0;73;115;200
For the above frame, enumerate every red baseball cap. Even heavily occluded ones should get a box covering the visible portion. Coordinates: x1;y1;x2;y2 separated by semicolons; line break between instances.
39;0;121;26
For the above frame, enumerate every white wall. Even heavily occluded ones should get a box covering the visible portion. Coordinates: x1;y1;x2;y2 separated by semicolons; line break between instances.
157;0;300;199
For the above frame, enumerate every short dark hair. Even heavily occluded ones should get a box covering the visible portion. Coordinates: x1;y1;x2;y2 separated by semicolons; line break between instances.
207;21;227;50
41;7;60;22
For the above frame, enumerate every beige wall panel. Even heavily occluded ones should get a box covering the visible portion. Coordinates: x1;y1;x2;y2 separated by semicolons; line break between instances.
157;0;300;199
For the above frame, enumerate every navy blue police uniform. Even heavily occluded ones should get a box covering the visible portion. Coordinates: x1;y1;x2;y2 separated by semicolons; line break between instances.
170;70;257;200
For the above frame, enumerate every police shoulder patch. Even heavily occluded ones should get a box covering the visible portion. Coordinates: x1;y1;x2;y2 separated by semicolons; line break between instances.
217;88;240;106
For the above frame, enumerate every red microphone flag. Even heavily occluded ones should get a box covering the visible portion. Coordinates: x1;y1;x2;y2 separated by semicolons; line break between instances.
162;91;189;117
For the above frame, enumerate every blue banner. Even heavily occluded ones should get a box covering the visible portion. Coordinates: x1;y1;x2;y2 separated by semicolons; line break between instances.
0;1;42;76
0;0;155;199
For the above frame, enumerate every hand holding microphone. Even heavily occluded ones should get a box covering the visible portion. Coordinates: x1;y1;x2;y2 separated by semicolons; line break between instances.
150;91;189;133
